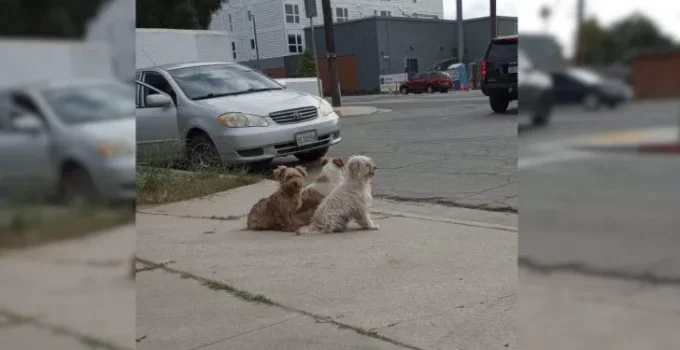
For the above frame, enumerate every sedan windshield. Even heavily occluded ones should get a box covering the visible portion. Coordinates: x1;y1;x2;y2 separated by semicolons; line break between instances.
167;64;284;100
41;82;134;125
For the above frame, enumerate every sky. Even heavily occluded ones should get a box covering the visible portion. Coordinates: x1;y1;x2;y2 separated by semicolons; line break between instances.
443;0;680;58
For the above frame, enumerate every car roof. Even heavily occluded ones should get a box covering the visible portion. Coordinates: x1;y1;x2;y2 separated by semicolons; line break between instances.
138;61;240;72
5;78;119;92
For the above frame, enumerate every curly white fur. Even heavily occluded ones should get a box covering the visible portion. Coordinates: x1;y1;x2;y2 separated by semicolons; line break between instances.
296;155;380;234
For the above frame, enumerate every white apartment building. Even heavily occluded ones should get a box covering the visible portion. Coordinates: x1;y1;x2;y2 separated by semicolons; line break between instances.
210;0;443;62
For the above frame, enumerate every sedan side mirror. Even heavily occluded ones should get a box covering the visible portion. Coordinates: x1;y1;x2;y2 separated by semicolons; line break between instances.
146;94;173;107
12;113;44;134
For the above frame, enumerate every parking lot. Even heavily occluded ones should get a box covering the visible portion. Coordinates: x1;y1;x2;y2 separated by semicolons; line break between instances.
275;91;518;212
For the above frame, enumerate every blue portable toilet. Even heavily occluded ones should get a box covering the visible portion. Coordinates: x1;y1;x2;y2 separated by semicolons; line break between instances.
446;63;469;90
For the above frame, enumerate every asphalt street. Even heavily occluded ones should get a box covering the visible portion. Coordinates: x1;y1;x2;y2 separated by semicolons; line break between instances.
276;91;518;211
519;100;680;281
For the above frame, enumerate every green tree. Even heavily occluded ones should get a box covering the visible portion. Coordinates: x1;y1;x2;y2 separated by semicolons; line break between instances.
136;0;225;29
0;0;111;38
576;12;677;65
297;50;317;77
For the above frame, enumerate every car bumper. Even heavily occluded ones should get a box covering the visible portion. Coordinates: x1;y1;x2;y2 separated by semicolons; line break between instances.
91;156;136;201
212;113;342;164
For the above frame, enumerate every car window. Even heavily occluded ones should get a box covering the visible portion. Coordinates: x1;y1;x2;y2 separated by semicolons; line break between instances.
567;68;602;85
136;81;170;108
167;64;284;100
143;72;176;101
487;41;517;60
40;82;135;125
428;73;439;79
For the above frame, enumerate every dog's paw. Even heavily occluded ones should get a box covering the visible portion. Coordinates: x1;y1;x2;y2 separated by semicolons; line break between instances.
368;223;380;230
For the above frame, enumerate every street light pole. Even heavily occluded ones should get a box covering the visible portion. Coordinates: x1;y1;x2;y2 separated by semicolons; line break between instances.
252;14;261;70
309;17;322;96
456;0;464;64
321;0;342;107
490;0;497;40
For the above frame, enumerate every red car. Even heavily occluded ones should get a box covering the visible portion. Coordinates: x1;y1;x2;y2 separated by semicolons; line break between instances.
399;71;454;94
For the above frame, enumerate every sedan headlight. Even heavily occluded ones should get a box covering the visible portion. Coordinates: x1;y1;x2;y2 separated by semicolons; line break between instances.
217;112;269;127
318;98;335;117
98;141;135;157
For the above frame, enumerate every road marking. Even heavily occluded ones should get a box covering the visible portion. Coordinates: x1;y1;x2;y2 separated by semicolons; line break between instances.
519;150;597;169
575;126;678;146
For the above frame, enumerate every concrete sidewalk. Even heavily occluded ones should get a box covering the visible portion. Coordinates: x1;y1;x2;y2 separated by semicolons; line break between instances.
0;225;135;350
136;180;517;350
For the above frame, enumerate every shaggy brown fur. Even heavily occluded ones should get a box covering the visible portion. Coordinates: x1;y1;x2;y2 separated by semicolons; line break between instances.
246;165;308;232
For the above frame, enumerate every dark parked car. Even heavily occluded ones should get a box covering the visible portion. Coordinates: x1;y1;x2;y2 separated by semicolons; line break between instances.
518;48;553;126
399;71;454;94
551;68;628;109
481;35;518;113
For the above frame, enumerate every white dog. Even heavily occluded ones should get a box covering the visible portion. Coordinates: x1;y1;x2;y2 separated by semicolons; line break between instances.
296;155;379;234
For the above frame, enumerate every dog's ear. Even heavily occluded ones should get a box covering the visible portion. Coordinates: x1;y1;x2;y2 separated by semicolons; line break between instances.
273;166;287;181
282;178;302;196
332;157;344;168
294;166;307;178
320;157;329;166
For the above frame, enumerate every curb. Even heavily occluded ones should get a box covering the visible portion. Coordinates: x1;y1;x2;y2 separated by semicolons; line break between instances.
334;107;378;117
573;142;680;154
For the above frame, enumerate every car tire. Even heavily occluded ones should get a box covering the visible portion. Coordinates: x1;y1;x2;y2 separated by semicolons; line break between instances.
59;164;101;206
489;93;510;113
399;86;408;95
294;147;329;162
187;133;222;170
439;88;448;93
426;85;434;94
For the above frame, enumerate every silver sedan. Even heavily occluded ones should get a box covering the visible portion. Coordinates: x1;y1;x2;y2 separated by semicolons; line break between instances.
135;62;342;168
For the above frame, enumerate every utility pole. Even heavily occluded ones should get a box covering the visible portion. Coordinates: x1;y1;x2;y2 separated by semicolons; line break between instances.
304;0;322;96
456;0;464;64
575;0;585;65
321;0;342;107
490;0;497;40
251;14;261;70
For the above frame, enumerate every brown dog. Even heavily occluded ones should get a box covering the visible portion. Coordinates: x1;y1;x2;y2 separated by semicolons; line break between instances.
247;165;307;232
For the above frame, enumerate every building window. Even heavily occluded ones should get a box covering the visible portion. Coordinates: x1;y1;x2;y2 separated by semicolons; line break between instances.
380;10;387;16
335;7;349;22
231;41;236;59
285;4;300;23
287;34;303;53
251;39;255;50
247;10;252;21
228;14;233;31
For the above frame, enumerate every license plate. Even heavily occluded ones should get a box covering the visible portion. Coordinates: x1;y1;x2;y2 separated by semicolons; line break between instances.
508;65;518;73
295;130;317;146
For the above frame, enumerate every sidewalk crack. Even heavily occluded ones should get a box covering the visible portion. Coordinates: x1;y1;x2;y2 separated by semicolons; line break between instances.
0;309;132;350
137;258;426;350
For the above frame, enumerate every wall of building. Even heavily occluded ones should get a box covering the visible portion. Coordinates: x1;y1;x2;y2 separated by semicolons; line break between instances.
462;16;518;63
210;0;443;62
376;17;457;79
632;50;680;99
210;0;286;61
304;18;380;92
303;16;517;92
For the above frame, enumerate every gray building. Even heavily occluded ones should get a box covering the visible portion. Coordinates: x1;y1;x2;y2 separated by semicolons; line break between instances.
299;15;518;92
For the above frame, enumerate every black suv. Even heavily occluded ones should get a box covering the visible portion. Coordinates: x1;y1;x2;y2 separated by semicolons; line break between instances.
481;35;518;113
